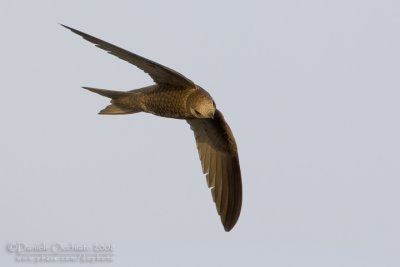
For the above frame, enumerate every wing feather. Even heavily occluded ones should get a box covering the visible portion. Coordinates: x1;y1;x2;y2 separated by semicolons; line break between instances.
208;149;217;188
216;159;223;214
61;24;195;88
187;109;242;231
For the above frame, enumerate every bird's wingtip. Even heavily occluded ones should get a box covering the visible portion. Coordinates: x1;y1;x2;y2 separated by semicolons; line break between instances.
60;24;77;32
224;224;233;232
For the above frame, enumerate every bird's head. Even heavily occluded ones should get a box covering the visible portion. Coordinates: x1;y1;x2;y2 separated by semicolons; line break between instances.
188;88;216;119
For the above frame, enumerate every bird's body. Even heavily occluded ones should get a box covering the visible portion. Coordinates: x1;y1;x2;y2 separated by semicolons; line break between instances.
136;85;194;118
63;24;242;231
93;84;214;119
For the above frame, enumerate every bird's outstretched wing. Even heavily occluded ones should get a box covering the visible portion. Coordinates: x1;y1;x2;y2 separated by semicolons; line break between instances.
187;110;242;231
61;24;195;88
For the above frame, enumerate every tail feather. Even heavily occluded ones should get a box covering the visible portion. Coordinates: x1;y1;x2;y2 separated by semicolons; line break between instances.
83;86;142;115
98;104;132;115
83;87;130;99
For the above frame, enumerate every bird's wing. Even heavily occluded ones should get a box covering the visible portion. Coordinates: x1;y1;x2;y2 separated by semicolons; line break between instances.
187;109;242;231
61;24;195;88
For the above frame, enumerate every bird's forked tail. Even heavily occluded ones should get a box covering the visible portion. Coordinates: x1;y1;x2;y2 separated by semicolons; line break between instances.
83;87;142;115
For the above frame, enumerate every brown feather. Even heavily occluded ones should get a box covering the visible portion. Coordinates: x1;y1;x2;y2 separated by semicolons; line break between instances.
61;24;195;88
187;110;242;231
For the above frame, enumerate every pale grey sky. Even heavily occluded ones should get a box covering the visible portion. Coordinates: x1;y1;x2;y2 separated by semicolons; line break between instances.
1;0;400;266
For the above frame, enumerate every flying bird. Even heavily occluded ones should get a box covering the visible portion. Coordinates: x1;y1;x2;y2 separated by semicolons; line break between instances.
62;24;242;231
